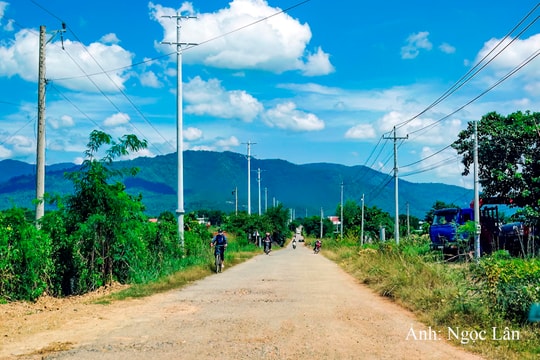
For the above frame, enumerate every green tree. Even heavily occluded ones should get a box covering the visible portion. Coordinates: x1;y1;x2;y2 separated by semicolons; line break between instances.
62;130;149;292
364;205;393;241
452;111;540;223
424;200;460;224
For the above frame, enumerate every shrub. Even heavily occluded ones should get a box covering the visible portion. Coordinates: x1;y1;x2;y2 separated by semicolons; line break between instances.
471;255;540;323
0;208;52;301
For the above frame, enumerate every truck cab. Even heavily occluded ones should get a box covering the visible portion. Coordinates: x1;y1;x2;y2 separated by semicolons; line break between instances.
429;208;473;252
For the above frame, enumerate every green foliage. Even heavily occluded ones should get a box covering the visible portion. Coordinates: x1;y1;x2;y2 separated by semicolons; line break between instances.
424;200;460;223
325;238;540;359
225;204;291;244
472;255;540;323
452;111;540;225
301;215;333;238
0;208;52;301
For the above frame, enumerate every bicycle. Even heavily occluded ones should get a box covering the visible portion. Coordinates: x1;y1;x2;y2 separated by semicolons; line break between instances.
213;244;225;273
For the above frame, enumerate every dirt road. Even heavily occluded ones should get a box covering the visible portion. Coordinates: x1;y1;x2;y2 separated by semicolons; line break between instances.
1;243;484;359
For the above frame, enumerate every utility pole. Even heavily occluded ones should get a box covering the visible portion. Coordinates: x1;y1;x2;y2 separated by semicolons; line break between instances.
233;186;238;215
244;141;256;215
35;24;65;226
406;202;410;238
36;25;46;225
257;168;262;215
360;194;365;245
320;207;324;239
383;126;408;245
264;187;268;212
162;13;197;248
340;181;344;239
473;120;481;260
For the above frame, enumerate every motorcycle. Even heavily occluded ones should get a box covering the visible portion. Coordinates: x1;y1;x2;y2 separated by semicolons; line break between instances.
264;241;271;255
292;240;297;249
313;241;321;254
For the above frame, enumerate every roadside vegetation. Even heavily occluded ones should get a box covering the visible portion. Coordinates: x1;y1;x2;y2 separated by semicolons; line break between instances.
0;131;288;303
316;234;540;360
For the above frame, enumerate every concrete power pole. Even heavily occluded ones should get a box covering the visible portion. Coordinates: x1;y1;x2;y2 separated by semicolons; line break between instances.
360;194;365;245
162;13;196;248
264;187;268;213
244;141;256;215
340;181;344;239
35;24;65;226
320;207;324;239
473;120;481;260
384;126;408;245
35;25;46;225
257;168;261;215
233;186;238;215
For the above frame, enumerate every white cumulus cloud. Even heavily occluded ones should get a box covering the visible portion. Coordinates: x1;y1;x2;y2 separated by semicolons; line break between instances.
401;31;432;59
150;0;333;75
345;123;376;139
263;101;324;131
184;76;262;122
0;29;134;92
103;112;130;127
184;127;203;141
50;115;75;129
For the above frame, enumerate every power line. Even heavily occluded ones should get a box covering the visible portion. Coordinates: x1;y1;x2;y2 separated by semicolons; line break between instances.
47;0;313;82
393;3;540;131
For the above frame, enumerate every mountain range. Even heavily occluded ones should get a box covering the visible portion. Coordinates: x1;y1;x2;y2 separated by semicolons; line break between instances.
0;150;473;219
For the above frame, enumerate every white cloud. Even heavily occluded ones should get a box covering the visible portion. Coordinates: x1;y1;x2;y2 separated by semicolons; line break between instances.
0;2;13;32
139;70;162;88
474;34;540;93
100;33;120;45
263;101;324;131
215;135;240;148
345;123;376;139
0;29;134;92
6;135;33;156
103;112;130;127
439;42;455;54
401;31;432;59
301;47;335;76
50;115;75;129
184;127;203;141
184;76;263;122
0;144;12;159
0;1;7;21
406;146;465;184
150;0;333;75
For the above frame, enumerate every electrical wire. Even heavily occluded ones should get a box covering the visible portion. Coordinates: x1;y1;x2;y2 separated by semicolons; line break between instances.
393;3;540;131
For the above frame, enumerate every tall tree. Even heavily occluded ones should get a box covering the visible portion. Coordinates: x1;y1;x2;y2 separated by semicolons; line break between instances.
64;130;149;291
452;111;540;222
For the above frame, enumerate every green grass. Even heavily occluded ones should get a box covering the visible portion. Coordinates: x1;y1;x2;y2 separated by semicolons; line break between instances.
97;233;262;303
320;235;540;360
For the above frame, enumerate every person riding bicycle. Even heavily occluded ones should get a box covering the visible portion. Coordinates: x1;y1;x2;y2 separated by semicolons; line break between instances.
211;228;228;268
263;232;272;253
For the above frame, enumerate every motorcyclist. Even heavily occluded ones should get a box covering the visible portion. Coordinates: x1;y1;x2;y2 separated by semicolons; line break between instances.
211;228;228;268
292;234;297;249
314;239;322;253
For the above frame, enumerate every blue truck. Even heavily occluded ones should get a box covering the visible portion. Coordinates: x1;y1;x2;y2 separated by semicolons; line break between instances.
429;208;474;254
429;206;499;256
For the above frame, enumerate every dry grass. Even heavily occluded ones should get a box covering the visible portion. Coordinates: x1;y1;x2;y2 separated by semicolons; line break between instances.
324;243;540;360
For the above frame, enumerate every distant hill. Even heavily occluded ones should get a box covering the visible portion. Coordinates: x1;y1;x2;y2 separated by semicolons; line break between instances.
0;151;473;219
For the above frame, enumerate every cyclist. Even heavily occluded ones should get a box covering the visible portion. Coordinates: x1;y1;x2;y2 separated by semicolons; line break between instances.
211;228;228;268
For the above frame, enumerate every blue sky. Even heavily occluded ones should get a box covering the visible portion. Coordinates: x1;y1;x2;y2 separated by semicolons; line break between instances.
1;0;539;190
